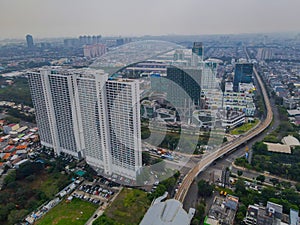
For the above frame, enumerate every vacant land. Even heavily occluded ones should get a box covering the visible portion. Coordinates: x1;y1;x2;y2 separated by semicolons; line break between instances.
0;162;71;225
97;188;150;225
0;76;32;106
36;198;97;225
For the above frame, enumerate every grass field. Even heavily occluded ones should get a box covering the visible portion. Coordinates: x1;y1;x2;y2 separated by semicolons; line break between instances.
230;119;259;135
104;188;150;225
36;198;97;225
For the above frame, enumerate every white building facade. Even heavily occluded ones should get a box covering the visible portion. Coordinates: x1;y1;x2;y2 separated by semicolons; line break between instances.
28;68;142;181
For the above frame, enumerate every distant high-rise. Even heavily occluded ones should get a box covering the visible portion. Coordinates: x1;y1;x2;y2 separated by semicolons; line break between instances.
192;42;204;65
28;68;142;182
256;48;273;60
201;62;218;89
26;34;34;48
79;35;101;45
192;42;203;57
166;66;201;108
63;38;80;48
83;44;107;58
116;38;124;46
233;63;253;92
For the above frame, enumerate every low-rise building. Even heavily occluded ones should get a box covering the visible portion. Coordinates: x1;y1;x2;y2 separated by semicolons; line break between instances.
243;201;291;225
3;123;20;134
205;195;239;225
192;109;245;129
287;109;300;117
219;110;245;129
201;89;256;117
281;135;300;147
264;142;291;154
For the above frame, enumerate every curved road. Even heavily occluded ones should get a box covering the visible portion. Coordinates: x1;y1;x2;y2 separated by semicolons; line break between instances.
174;50;273;203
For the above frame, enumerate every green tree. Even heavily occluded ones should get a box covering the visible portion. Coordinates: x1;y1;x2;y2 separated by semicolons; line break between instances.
198;180;214;198
0;208;8;222
142;152;151;165
237;170;243;176
7;209;28;225
235;157;250;168
3;116;20;124
252;142;268;154
148;184;167;201
256;175;265;183
191;218;200;225
0;203;16;222
270;178;279;186
4;170;16;186
239;204;247;215
236;211;245;224
261;187;276;205
295;183;300;192
235;179;247;196
161;177;176;193
195;201;206;223
279;121;294;134
16;162;44;179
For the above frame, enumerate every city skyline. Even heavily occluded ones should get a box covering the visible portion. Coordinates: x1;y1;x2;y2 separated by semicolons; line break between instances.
1;0;300;39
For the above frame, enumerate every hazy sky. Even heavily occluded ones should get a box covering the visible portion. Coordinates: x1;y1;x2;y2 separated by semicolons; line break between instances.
1;0;300;38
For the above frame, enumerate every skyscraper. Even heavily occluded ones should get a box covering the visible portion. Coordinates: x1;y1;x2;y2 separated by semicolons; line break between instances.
233;63;253;92
28;68;142;181
26;34;34;48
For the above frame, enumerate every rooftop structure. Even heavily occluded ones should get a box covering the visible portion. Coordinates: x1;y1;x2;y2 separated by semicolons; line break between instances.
206;195;239;225
244;202;286;225
140;192;195;225
289;209;299;225
287;109;300;117
281;135;300;147
233;63;253;92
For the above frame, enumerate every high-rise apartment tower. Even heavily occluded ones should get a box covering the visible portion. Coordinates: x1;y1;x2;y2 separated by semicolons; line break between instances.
28;68;142;181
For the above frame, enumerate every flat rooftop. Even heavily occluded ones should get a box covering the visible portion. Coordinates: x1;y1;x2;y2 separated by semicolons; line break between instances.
264;142;291;154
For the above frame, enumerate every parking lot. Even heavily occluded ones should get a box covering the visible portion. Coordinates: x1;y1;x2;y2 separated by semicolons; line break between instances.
73;178;121;205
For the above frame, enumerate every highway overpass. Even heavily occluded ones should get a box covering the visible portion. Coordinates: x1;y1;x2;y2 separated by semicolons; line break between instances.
174;49;273;203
